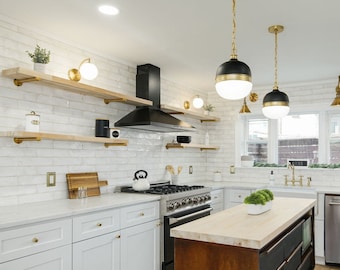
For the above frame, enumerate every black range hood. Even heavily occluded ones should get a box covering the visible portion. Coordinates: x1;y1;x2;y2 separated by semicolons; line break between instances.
114;64;195;132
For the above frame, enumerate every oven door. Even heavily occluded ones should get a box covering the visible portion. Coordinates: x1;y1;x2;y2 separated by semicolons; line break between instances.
162;204;212;270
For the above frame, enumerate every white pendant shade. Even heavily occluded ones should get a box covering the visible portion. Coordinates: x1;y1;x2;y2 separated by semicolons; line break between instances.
80;62;98;80
215;80;252;100
262;105;290;119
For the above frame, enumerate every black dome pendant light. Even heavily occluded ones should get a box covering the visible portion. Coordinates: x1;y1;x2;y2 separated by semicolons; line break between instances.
262;25;290;119
215;0;252;100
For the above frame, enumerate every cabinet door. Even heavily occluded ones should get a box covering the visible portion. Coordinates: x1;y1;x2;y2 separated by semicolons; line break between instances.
121;220;160;270
73;231;120;270
0;245;72;270
211;189;224;214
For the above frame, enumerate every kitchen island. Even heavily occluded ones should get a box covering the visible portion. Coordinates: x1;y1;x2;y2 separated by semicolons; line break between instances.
170;197;316;270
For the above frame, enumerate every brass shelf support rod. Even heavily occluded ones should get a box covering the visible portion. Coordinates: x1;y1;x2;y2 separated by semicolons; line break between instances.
14;77;41;86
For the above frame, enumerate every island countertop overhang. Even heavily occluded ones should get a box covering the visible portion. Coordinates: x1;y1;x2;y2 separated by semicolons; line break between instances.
170;197;316;250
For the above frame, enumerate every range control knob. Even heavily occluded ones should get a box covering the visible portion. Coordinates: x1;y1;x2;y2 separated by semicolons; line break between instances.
168;203;174;211
173;201;181;209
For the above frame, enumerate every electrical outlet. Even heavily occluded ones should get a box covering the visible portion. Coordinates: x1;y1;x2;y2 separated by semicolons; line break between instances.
189;166;193;174
46;172;56;187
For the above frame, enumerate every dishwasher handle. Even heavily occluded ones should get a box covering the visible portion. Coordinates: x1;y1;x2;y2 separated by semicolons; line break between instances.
329;201;340;206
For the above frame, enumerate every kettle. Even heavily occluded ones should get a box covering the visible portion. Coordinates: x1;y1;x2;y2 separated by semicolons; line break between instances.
132;170;150;191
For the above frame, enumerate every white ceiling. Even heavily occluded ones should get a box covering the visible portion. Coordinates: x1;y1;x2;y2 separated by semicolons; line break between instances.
1;0;340;91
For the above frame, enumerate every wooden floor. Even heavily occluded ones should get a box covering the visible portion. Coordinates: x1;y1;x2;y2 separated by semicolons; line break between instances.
315;264;340;269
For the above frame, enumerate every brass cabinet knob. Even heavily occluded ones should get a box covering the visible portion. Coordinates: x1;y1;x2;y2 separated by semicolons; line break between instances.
97;223;102;227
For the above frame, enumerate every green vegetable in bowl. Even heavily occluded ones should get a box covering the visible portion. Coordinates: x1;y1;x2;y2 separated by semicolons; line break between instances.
262;189;274;200
244;189;274;205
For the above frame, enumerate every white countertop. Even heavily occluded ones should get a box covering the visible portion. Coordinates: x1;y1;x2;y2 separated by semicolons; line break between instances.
0;193;160;229
170;197;316;250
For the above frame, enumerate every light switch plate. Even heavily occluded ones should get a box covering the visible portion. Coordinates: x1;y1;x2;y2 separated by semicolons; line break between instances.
46;172;56;187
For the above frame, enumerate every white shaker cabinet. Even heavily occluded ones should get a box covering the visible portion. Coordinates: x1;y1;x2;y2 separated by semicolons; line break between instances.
73;231;120;270
73;201;160;270
121;220;160;270
0;218;72;270
0;245;72;270
224;188;252;209
210;189;224;214
72;209;121;270
120;201;160;270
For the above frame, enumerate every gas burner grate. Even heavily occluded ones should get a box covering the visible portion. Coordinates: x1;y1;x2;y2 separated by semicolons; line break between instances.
120;183;205;195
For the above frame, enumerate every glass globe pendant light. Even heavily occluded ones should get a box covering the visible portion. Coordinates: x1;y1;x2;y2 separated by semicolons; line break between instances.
262;25;289;119
215;0;252;100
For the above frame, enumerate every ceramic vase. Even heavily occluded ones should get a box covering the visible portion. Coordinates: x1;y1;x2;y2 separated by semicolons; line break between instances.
247;200;272;215
33;63;47;73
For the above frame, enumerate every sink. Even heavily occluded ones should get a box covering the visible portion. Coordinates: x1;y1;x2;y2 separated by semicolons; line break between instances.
258;185;317;199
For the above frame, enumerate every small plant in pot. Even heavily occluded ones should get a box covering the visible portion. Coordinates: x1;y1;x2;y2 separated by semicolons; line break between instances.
203;104;214;115
244;189;274;215
26;44;51;72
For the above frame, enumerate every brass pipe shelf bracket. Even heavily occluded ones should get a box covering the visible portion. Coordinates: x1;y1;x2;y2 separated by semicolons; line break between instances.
201;119;217;123
14;77;41;86
104;142;128;148
13;137;41;144
104;98;127;104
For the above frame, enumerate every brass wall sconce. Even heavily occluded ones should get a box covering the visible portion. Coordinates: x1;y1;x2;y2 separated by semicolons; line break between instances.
68;58;98;81
184;101;190;110
239;92;258;113
331;76;340;106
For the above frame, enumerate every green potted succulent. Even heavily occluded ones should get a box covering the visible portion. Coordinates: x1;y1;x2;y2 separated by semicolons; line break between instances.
244;189;274;215
26;44;51;72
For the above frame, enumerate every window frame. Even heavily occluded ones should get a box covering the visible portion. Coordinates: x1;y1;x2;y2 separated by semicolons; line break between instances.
239;110;333;166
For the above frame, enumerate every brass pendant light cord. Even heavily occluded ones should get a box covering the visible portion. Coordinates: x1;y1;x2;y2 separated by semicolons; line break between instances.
230;0;237;59
273;28;279;90
268;25;284;89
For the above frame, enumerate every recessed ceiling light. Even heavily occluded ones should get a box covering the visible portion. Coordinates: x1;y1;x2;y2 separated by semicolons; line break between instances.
98;5;119;16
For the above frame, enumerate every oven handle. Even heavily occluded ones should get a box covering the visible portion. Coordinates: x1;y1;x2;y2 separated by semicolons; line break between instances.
169;207;213;225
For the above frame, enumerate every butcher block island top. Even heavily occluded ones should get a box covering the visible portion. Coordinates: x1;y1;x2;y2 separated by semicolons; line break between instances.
171;197;316;249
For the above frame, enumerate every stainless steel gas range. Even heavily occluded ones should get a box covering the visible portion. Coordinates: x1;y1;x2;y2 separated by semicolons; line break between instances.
121;181;212;270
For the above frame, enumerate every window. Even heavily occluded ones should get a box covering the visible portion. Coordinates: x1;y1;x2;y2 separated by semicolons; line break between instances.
243;113;321;166
278;114;319;166
246;119;268;163
330;114;340;163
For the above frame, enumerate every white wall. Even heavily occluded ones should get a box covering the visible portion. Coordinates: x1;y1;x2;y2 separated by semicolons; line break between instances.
0;15;339;206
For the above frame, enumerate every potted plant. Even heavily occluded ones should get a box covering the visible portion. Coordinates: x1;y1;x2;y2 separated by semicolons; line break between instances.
244;189;274;215
26;44;51;72
203;104;214;115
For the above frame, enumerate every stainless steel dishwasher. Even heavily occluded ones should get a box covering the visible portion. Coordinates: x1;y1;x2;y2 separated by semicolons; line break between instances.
325;194;340;265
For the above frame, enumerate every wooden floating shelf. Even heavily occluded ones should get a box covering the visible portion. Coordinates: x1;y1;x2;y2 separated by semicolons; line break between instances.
0;131;128;148
160;104;220;122
165;143;219;151
2;67;152;107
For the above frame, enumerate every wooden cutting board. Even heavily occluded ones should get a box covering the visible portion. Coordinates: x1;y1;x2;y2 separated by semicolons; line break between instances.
66;172;108;199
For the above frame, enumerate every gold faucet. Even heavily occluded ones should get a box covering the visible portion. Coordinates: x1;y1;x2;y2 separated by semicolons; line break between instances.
285;163;303;186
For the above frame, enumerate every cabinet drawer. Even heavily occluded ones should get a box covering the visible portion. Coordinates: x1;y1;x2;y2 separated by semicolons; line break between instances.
211;189;223;204
73;208;120;242
0;245;72;270
0;218;72;263
229;189;251;203
121;201;159;228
